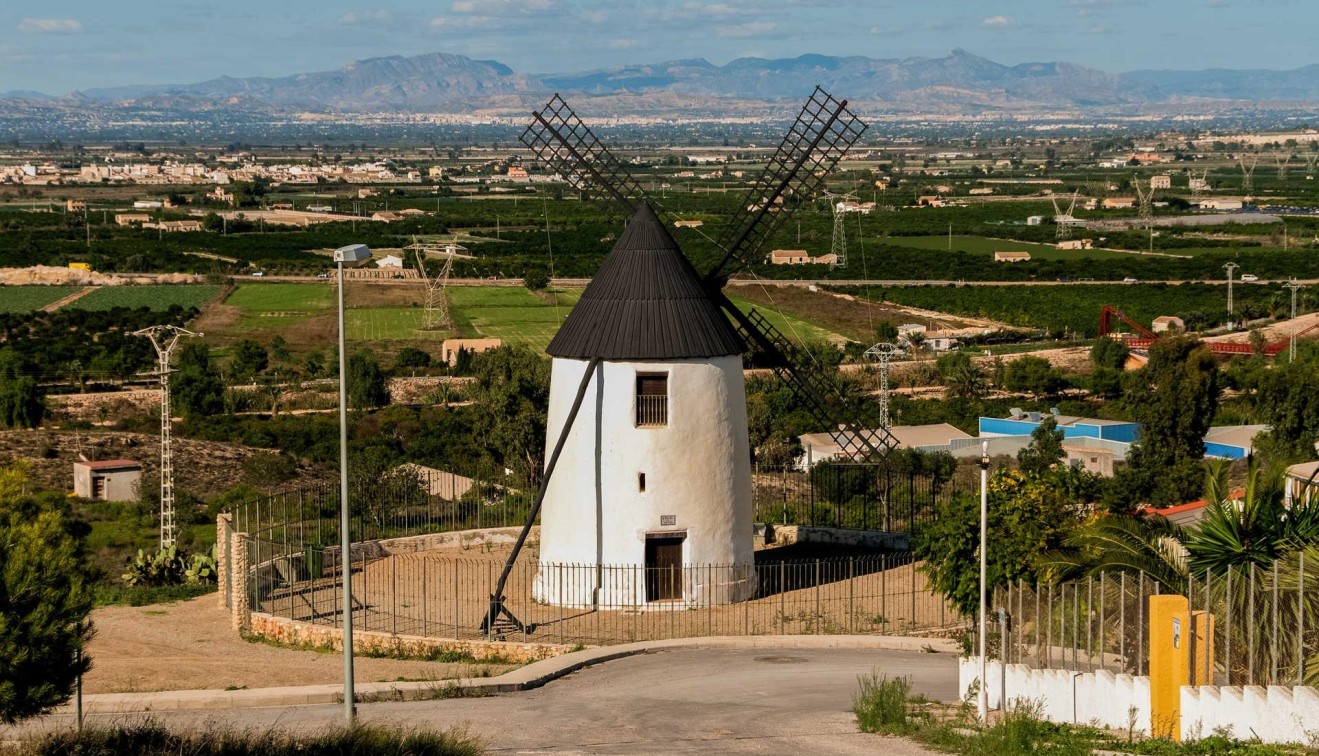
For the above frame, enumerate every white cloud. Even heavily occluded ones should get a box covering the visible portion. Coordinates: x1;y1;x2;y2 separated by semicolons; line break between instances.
337;10;393;25
981;15;1014;27
451;0;479;12
717;21;777;38
17;18;83;34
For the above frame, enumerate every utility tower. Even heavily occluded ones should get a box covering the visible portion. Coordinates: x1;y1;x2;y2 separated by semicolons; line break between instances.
1135;178;1154;229
133;325;201;548
1284;280;1306;363
1189;169;1209;200
820;190;858;269
1223;262;1240;318
1276;154;1291;180
1239;155;1258;195
1305;153;1318;180
863;342;904;429
408;241;456;330
1050;191;1080;241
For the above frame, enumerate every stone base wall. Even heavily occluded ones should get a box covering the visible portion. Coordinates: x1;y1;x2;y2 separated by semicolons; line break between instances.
246;612;576;663
770;524;909;551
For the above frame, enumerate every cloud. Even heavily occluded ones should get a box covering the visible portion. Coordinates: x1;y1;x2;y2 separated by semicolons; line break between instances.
17;18;83;34
981;15;1014;27
717;20;778;38
607;38;638;49
337;10;393;25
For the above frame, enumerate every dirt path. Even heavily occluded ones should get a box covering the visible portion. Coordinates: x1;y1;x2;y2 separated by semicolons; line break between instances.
83;596;518;694
41;286;97;312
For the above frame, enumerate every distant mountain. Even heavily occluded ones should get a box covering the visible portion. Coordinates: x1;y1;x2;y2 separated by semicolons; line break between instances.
81;53;542;110
12;50;1319;116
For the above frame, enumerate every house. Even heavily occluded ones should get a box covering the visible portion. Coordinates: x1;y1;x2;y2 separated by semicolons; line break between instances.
768;249;817;265
1285;460;1319;505
133;200;163;210
1026;215;1045;226
1150;174;1172;190
1056;239;1094;250
897;323;927;339
916;195;944;207
1064;442;1120;477
399;208;427;217
358;188;378;199
1102;197;1136;209
969;187;995;195
371;211;403;223
674;219;704;228
1198;198;1244;211
441;338;503;365
836;200;876;214
114;213;151;226
979;409;1141;444
797;423;972;468
506;166;529;180
65;199;86;212
146;220;203;233
1152;316;1185;333
925;336;960;352
1203;425;1269;460
73;460;142;501
375;254;405;269
427;166;444;179
994;251;1032;263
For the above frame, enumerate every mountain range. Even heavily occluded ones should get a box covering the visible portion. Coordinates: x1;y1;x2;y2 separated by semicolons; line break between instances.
7;49;1319;115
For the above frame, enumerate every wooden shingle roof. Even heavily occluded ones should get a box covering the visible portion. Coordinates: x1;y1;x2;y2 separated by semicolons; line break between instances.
546;204;743;360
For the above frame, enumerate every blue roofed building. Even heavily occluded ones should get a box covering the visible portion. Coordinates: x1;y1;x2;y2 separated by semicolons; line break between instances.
978;409;1140;444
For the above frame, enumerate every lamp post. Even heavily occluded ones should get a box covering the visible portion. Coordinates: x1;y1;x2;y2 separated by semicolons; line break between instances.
332;243;371;724
978;441;990;724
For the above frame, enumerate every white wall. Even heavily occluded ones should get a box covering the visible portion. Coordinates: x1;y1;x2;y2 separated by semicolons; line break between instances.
961;658;1319;745
959;658;1150;734
1182;685;1319;744
533;356;755;607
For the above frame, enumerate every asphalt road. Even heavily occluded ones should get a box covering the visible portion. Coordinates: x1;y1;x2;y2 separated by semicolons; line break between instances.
24;647;957;755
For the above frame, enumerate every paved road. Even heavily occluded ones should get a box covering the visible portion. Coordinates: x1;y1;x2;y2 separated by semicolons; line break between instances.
30;647;956;755
259;274;1319;287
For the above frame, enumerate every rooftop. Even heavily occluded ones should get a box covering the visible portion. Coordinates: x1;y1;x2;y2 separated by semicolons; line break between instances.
75;459;141;471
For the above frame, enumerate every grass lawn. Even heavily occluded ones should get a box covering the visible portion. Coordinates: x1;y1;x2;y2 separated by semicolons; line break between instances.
0;285;84;313
71;285;223;312
448;286;581;353
887;235;1130;260
346;307;451;341
225;282;333;314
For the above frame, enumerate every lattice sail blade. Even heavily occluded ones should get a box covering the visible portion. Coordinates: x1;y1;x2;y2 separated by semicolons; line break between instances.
708;87;868;280
519;94;650;215
716;294;895;460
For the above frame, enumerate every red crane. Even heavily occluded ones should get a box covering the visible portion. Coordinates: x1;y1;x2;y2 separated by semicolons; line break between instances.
1097;305;1319;356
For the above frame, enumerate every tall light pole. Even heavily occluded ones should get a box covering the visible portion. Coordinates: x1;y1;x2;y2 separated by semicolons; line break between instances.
978;441;990;724
1285;281;1306;363
333;243;371;724
1223;262;1239;319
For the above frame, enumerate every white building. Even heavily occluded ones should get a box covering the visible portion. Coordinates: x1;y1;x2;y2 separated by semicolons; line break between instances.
374;254;405;269
73;459;142;501
533;205;755;608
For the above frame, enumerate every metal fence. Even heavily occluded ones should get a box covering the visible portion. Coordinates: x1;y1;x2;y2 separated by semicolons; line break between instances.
243;543;959;646
230;463;960;550
988;553;1317;687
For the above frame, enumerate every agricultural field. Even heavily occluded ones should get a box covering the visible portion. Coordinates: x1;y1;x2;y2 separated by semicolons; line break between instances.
0;285;84;313
448;286;582;353
850;282;1293;337
887;235;1130;261
69;285;222;312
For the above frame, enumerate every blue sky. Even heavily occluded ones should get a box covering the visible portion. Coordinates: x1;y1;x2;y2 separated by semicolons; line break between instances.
0;0;1309;94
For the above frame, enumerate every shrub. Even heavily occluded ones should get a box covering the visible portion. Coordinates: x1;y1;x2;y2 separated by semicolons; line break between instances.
853;672;917;735
121;545;217;588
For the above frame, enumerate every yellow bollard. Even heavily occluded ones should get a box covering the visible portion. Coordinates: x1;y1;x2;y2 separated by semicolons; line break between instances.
1148;595;1190;740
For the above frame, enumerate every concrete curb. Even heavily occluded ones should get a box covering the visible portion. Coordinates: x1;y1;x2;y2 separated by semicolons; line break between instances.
65;635;958;715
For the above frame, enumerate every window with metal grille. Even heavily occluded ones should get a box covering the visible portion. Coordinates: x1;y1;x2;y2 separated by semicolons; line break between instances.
636;373;668;427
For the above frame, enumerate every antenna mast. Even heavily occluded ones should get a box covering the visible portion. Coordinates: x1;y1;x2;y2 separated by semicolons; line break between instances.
133;325;201;548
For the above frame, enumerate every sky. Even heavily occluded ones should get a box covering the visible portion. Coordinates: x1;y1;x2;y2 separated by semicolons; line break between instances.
0;0;1310;94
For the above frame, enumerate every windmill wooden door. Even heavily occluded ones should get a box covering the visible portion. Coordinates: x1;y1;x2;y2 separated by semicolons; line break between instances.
645;536;684;602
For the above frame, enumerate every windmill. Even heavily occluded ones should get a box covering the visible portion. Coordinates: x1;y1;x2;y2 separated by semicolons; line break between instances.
1050;191;1080;241
407;239;455;330
1239;155;1258;195
481;88;896;636
819;189;857;268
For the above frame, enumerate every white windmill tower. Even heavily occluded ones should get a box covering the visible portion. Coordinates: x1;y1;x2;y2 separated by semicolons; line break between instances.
531;204;756;607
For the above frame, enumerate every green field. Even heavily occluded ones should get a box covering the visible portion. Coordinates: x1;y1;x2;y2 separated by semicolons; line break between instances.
725;294;847;345
449;286;582;353
346;307;447;341
0;285;84;313
888;235;1130;260
70;285;222;312
222;282;333;333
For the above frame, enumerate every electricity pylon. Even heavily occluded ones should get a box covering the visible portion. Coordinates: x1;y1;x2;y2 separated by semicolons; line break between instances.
863;341;904;429
408;241;456;331
133;325;202;548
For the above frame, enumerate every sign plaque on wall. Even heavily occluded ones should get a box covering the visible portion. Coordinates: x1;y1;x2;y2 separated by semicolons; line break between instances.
660;515;676;526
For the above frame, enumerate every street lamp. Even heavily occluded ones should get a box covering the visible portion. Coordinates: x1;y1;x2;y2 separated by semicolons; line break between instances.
978;441;991;724
332;243;371;723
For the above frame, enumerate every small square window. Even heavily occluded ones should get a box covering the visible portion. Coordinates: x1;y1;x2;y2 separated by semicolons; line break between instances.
636;373;668;427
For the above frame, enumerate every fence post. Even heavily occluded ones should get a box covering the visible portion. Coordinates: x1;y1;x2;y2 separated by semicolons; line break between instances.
1248;563;1256;685
1119;572;1126;672
422;560;429;638
1225;568;1233;685
779;562;786;635
1298;551;1306;686
1271;561;1279;686
453;562;459;640
1087;576;1094;672
848;557;855;634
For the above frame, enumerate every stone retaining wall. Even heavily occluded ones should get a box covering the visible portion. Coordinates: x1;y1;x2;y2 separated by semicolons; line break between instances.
247;612;576;663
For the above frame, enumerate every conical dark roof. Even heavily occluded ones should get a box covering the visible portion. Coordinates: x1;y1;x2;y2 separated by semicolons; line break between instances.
547;204;743;360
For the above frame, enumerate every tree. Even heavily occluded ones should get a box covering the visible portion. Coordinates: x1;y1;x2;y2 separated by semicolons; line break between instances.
874;320;899;343
230;340;268;383
0;464;95;723
1255;353;1319;460
1002;355;1064;397
944;362;989;400
394;347;432;371
346;350;390;409
1017;416;1065;476
0;349;44;429
524;266;551;291
467;346;551;484
171;342;224;418
269;335;291;364
1089;338;1129;371
1122;337;1220;507
917;468;1082;615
